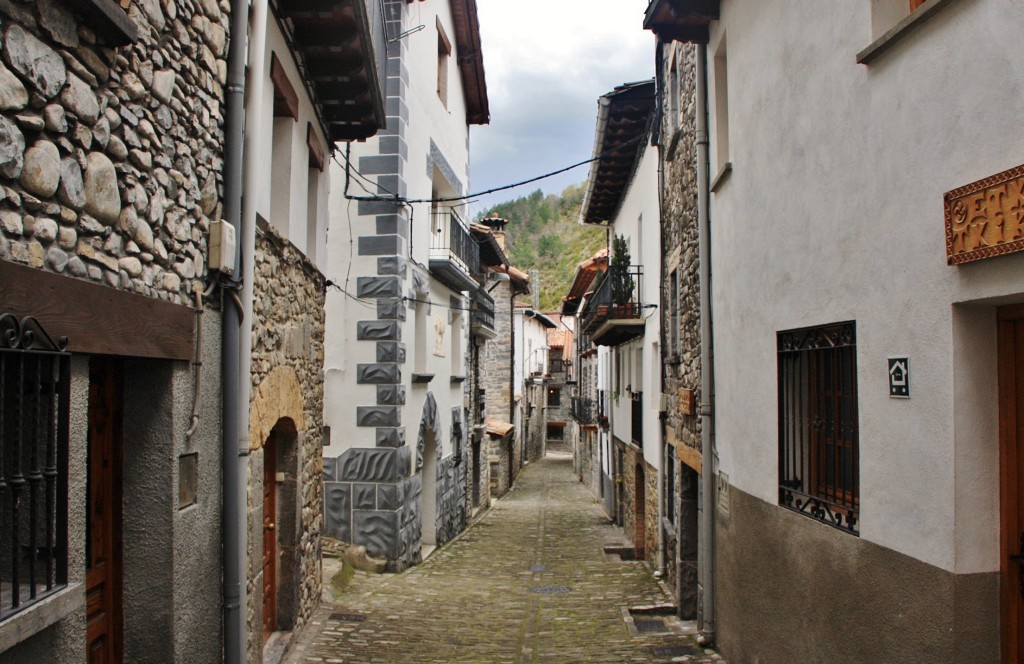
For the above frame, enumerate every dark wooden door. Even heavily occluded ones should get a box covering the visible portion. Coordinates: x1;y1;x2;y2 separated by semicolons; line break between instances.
999;305;1024;664
262;438;277;641
86;359;123;664
634;464;646;560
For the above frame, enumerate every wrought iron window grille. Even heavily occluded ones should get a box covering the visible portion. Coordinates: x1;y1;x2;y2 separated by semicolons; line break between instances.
777;321;859;534
0;314;70;621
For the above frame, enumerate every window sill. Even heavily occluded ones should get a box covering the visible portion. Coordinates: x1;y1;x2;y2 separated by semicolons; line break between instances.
710;162;732;193
450;375;466;384
412;373;434;384
0;582;84;653
856;0;958;65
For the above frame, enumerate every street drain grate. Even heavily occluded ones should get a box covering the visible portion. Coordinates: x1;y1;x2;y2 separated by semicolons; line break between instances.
530;564;547;572
528;585;571;594
651;645;696;657
329;613;366;623
634;619;667;633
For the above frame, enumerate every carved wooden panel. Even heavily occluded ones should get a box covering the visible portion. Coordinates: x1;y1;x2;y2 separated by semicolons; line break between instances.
945;164;1024;265
678;387;695;416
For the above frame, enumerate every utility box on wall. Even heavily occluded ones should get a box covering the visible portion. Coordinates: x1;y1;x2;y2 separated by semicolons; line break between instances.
209;220;236;275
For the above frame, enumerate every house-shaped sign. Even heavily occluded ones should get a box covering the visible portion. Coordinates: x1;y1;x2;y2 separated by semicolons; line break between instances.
888;357;909;398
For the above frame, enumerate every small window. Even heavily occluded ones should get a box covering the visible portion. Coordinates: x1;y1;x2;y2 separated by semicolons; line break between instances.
665;444;675;524
712;34;730;176
0;315;70;621
547;387;561;408
436;18;451;109
669;268;680;358
778;321;859;534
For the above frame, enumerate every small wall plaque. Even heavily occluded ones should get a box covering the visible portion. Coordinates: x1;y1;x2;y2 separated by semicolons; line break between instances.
678;388;695;416
888;357;910;398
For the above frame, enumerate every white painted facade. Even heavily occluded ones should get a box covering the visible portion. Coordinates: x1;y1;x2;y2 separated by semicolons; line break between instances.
706;0;1024;575
323;0;476;469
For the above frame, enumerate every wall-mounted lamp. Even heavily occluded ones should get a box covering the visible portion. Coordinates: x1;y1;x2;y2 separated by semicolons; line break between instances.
486;271;510;293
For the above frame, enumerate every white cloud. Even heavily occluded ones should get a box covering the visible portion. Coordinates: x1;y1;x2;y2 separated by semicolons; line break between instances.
470;0;654;214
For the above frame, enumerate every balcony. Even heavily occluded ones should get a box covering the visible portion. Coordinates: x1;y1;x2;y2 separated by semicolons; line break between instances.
470;287;497;339
580;265;645;346
571;397;596;426
430;208;480;292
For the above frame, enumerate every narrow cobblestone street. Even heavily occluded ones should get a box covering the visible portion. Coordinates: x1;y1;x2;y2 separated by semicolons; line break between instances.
289;451;721;663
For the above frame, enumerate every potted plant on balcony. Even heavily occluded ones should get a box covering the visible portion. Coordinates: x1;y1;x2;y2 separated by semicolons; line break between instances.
610;233;635;310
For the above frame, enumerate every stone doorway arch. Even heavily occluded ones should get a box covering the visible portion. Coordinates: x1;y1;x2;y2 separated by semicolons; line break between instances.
416;393;443;551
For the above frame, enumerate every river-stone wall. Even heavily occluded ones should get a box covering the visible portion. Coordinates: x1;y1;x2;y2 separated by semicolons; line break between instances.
658;41;700;618
0;0;226;305
246;222;325;662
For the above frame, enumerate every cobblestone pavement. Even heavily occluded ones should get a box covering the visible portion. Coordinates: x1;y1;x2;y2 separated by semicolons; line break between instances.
291;451;722;663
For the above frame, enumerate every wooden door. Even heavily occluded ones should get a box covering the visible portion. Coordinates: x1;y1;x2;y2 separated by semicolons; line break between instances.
262;437;277;641
635;464;646;560
999;305;1024;664
86;359;123;664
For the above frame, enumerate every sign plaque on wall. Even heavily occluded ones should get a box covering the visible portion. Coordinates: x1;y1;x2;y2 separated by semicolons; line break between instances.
888;357;910;398
945;164;1024;265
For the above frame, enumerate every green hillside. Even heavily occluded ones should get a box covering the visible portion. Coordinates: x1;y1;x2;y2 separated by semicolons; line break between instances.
476;184;607;311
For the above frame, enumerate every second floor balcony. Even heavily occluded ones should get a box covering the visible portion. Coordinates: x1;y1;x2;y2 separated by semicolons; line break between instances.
571;397;596;426
470;287;497;339
430;208;480;292
580;265;645;346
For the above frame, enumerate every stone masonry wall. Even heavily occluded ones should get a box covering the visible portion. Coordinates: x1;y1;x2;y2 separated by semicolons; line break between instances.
247;225;325;661
659;42;700;608
620;444;659;567
0;0;226;305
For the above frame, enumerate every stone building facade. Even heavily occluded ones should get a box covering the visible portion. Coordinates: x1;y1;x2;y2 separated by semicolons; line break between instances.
0;0;227;661
245;223;326;660
481;275;518;497
656;40;701;618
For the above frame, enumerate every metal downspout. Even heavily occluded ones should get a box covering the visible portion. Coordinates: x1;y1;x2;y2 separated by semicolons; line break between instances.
695;44;716;645
653;40;667;579
222;0;248;660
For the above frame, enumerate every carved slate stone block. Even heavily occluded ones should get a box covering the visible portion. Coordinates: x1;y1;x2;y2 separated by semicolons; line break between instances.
353;510;399;560
402;472;422;503
376;342;406;363
356;405;400;427
402;498;420;529
322;456;338;482
353;483;377;510
376;427;405;448
324;482;351;542
376;384;406;406
338;448;398;483
358;234;401;256
357;320;401;341
356;276;401;299
378;255;407;277
378;298;406;321
396;446;412;479
378;480;404;511
356;363;400;385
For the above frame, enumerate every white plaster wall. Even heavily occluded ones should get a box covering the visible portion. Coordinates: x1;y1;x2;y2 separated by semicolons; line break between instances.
252;21;331;263
707;0;1024;573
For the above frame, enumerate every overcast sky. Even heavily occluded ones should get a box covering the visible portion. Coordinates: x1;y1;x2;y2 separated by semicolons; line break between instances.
468;1;655;216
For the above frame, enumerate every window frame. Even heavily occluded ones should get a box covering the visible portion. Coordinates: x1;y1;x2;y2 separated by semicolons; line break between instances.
777;321;859;534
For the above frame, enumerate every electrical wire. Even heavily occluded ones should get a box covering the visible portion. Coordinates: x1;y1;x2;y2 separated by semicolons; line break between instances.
334;133;646;207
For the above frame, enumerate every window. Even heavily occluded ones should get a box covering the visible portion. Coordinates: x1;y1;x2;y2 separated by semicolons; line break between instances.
0;314;70;621
669;268;680;358
436;18;451;108
547;387;561;408
712;34;730;178
665;444;675;524
778;322;859;534
666;47;681;135
860;0;955;64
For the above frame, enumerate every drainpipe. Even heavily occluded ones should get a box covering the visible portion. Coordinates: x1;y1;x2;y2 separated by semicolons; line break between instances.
695;44;716;646
653;40;667;580
221;0;249;660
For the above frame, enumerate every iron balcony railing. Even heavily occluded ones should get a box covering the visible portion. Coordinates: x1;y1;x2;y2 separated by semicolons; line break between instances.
631;392;643;445
430;207;479;278
571;397;596;425
470;287;495;332
580;265;644;335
